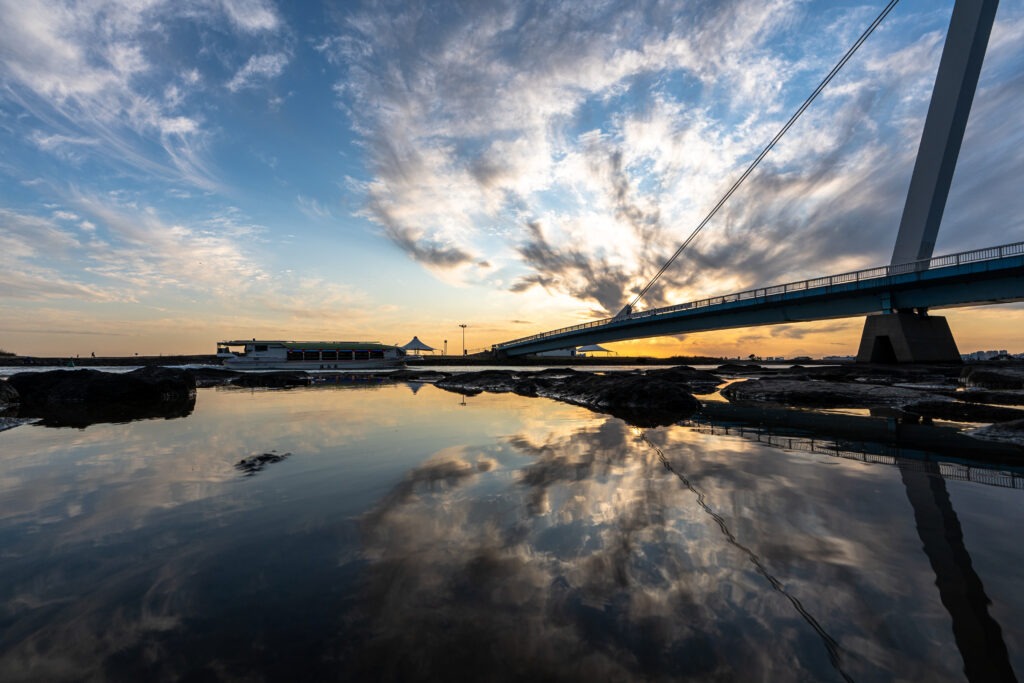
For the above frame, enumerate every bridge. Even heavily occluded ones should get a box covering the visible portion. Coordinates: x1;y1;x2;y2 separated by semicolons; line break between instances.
493;0;1018;363
494;241;1024;358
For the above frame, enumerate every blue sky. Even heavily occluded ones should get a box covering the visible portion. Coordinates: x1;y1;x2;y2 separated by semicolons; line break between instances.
1;0;1022;357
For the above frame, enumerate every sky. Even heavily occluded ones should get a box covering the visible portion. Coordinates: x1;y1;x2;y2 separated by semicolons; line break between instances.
1;0;1022;359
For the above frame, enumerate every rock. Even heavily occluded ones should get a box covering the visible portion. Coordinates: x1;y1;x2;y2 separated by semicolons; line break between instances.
966;419;1024;447
0;416;37;432
0;380;18;408
902;400;1024;424
643;366;723;394
721;378;935;408
8;367;195;407
236;450;292;475
436;369;700;427
946;389;1024;407
542;373;701;427
960;365;1024;390
435;371;519;396
386;369;451;382
5;367;196;427
715;363;764;374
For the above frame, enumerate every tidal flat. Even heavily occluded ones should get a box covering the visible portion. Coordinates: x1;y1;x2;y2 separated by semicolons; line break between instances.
1;379;1022;681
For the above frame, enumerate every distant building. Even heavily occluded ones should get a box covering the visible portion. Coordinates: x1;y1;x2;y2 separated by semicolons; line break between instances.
961;349;1009;361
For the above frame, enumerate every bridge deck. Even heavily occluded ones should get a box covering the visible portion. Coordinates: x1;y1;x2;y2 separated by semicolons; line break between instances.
495;242;1024;356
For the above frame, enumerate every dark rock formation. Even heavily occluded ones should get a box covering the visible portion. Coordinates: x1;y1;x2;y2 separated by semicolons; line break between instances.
435;371;522;396
0;380;18;408
960;365;1024;390
236;450;292;475
945;389;1024;407
386;369;450;382
6;367;196;427
720;378;935;408
967;419;1024;447
0;417;38;432
643;365;723;394
436;368;700;427
901;401;1024;424
8;367;195;407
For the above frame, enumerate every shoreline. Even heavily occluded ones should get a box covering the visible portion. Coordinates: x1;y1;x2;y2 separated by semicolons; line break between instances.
0;353;838;368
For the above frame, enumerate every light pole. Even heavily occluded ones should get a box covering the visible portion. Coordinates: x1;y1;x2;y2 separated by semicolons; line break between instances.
444;339;448;356
459;324;467;356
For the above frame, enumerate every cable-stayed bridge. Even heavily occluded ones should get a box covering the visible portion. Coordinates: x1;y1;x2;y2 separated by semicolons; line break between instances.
494;0;1018;363
494;241;1024;357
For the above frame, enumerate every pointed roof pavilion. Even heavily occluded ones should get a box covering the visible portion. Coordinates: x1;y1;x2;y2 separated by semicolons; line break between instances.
577;344;612;355
401;336;435;353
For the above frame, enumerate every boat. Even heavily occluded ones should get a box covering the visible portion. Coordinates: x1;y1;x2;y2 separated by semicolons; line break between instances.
216;340;406;371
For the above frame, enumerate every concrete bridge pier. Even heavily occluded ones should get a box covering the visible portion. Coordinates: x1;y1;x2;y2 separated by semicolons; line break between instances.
856;312;960;363
857;0;997;364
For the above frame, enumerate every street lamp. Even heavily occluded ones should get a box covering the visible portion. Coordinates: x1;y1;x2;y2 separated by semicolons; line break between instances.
459;324;467;356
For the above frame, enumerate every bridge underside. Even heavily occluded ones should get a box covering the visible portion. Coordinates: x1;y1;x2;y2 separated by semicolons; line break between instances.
497;254;1024;358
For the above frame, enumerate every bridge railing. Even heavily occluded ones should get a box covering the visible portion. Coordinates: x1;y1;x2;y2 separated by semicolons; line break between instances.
495;241;1024;349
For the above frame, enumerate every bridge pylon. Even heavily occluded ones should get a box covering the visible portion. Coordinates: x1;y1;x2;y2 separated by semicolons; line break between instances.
858;0;998;363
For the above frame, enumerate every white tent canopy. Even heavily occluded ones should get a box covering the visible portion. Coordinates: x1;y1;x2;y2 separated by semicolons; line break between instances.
401;336;435;352
577;344;611;354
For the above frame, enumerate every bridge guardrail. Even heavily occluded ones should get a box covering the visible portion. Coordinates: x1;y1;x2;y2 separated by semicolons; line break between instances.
495;241;1024;349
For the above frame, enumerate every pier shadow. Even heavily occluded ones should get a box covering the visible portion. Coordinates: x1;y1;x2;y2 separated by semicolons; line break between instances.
901;464;1018;682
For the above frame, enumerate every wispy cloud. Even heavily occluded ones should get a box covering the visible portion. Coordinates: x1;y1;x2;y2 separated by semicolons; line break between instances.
297;195;333;221
0;0;289;191
218;0;281;33
227;52;290;92
327;0;1024;316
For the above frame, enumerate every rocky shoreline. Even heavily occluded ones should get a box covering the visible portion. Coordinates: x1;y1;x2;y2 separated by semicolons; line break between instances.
2;361;1023;455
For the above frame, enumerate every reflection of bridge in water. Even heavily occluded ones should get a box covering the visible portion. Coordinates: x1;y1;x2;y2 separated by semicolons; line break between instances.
658;401;1021;681
495;0;1019;364
682;405;1024;490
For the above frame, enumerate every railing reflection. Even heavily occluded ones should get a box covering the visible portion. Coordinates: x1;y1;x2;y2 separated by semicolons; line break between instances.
684;420;1024;490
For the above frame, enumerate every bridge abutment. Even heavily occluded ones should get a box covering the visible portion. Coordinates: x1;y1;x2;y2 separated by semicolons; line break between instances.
856;312;961;364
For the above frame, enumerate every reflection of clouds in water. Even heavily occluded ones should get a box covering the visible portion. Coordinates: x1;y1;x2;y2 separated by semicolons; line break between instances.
0;385;430;681
0;387;402;536
3;385;1019;680
356;416;971;681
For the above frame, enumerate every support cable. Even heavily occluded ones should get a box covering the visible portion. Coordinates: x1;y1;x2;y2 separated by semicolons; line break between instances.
626;0;901;313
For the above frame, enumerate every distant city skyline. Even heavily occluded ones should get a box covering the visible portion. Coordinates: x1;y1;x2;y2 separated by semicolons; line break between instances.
1;0;1022;358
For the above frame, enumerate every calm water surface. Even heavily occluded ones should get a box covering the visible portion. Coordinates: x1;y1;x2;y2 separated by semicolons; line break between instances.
1;382;1022;681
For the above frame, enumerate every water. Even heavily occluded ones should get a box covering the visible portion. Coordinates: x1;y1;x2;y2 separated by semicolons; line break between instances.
1;382;1022;681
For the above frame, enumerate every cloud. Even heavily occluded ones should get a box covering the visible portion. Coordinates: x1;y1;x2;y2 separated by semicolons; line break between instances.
0;0;289;191
327;0;1024;317
226;52;290;92
0;208;122;302
219;0;281;33
512;220;634;314
0;195;386;333
297;195;333;221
